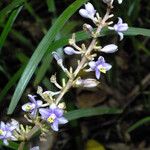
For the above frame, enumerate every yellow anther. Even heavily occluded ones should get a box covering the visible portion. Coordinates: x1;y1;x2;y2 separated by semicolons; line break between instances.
47;114;56;123
100;68;106;74
25;105;32;111
0;129;3;135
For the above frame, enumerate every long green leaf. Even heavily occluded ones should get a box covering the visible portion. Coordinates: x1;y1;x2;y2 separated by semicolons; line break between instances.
7;0;88;114
125;27;150;37
65;107;122;121
0;141;18;150
127;116;150;133
0;0;24;22
0;6;22;52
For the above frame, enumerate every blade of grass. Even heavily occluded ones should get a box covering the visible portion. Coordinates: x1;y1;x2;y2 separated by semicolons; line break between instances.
46;0;56;12
0;6;23;52
0;141;18;150
0;0;24;22
65;106;122;121
0;65;10;79
7;0;88;114
127;116;150;133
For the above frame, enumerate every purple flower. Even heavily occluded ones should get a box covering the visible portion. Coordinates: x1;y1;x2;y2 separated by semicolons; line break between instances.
0;121;16;145
89;56;112;79
39;104;68;131
79;2;96;20
109;17;128;40
22;94;43;117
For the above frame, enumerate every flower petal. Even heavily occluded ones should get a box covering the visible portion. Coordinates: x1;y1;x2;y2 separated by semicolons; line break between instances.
50;103;57;110
85;2;96;15
58;117;68;124
118;17;123;24
118;32;124;41
97;56;105;63
28;94;36;103
3;139;9;145
36;100;43;107
39;108;51;119
51;120;59;131
54;108;63;117
95;69;101;79
79;9;89;18
89;61;96;70
103;63;112;71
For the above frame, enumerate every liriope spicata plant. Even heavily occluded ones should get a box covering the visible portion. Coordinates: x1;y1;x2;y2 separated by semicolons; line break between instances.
0;0;128;149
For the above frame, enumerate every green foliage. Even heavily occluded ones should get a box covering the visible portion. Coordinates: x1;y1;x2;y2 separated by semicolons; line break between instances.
65;106;122;121
127;116;150;133
0;6;22;52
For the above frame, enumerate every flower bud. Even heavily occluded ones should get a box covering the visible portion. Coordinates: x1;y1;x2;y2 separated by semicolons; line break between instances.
52;52;62;62
100;44;118;53
84;2;95;15
63;47;80;55
118;0;123;4
103;0;113;4
75;78;99;88
30;146;40;150
79;2;96;20
83;23;93;33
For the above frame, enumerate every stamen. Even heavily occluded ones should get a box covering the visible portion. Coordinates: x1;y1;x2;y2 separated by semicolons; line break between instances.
100;68;106;73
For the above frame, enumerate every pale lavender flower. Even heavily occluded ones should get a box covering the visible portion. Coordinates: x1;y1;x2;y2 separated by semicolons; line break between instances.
109;17;128;40
39;103;68;131
22;94;43;117
6;119;19;132
88;56;112;79
64;47;81;55
100;44;118;53
79;2;96;20
0;121;16;145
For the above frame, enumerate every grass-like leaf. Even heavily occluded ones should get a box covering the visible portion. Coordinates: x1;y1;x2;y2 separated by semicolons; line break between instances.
127;116;150;133
65;106;122;121
0;6;23;52
7;0;88;114
0;0;24;22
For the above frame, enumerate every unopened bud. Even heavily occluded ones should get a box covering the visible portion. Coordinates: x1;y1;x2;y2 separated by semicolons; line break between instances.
83;23;93;33
74;78;99;88
103;0;113;4
64;47;80;55
100;44;118;53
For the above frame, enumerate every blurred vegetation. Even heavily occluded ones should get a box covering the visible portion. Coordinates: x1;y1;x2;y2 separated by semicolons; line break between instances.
0;0;150;149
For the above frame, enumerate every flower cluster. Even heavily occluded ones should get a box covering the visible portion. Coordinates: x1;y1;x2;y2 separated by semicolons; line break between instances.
22;94;68;132
0;120;18;145
0;0;129;148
